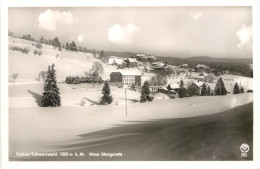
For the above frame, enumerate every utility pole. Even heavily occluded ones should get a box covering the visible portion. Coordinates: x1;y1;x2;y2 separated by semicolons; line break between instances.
125;87;127;118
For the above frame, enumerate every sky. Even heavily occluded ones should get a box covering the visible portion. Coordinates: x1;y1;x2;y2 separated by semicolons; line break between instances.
8;7;252;58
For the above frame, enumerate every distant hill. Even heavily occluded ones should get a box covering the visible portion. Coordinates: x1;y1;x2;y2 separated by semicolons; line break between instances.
104;51;137;58
186;56;253;64
102;52;253;77
103;52;253;65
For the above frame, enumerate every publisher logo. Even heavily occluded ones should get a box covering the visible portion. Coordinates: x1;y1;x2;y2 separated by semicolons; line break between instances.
240;143;249;158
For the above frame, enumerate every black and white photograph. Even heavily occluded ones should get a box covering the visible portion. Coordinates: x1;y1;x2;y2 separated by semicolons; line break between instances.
1;1;259;166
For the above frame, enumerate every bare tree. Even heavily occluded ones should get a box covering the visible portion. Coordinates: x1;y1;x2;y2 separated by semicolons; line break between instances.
11;73;19;83
92;62;104;74
38;71;47;82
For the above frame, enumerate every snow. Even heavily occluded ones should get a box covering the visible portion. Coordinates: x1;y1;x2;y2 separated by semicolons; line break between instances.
198;72;208;76
9;93;253;156
8;37;254;157
9;83;142;108
127;58;138;62
169;83;180;89
108;57;125;65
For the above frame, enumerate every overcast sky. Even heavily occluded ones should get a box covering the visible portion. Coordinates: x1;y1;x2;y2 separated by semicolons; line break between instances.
9;7;252;58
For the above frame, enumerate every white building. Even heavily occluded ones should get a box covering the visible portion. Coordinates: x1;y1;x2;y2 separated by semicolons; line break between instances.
108;57;125;66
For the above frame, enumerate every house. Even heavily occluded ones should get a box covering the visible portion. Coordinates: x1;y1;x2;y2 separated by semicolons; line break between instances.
158;85;179;98
110;71;142;87
179;64;189;69
151;61;164;67
223;70;230;74
188;68;195;72
149;86;163;93
109;72;123;86
125;58;138;67
149;61;168;71
188;82;202;96
147;55;157;62
136;53;146;59
108;57;125;66
136;54;148;62
167;83;181;93
197;72;209;82
195;64;211;73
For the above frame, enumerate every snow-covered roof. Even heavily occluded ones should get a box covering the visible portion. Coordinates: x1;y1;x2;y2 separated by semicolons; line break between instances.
151;61;165;67
162;87;168;90
147;55;157;59
198;72;208;77
127;58;138;62
108;58;125;65
110;71;142;76
169;83;180;89
152;61;159;65
149;86;163;88
180;64;188;67
121;71;142;76
196;64;210;69
224;70;230;73
136;53;146;57
193;81;205;88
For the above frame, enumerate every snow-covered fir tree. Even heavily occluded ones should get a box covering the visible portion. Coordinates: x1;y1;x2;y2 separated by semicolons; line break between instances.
100;81;113;105
70;41;77;52
233;82;240;94
207;85;211;95
201;83;208;96
214;77;227;95
178;80;186;98
240;86;244;93
140;81;153;102
41;64;61;107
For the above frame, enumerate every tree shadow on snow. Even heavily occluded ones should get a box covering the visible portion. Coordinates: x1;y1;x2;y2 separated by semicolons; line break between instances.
119;98;139;103
27;90;42;107
84;97;100;105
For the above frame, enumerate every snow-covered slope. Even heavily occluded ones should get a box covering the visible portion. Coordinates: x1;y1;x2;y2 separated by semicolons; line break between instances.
8;37;143;83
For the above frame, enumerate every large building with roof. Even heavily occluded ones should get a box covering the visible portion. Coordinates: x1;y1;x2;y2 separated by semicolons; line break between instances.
125;58;138;67
108;57;125;66
110;71;142;87
195;64;211;73
197;72;209;82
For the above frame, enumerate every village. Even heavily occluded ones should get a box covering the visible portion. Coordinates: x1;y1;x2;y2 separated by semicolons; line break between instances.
8;35;253;107
88;53;251;102
6;6;254;162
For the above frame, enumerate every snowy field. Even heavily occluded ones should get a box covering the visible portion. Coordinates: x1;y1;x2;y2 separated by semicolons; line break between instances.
9;93;253;157
9;82;144;107
8;37;254;159
8;37;143;83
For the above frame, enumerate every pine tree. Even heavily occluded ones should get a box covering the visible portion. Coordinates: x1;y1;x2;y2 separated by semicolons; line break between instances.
201;83;208;96
41;64;61;107
207;86;211;95
40;36;44;43
178;80;186;98
53;37;61;49
214;77;227;95
70;41;77;52
100;50;105;59
180;79;184;87
65;42;69;50
233;82;240;94
240;86;245;93
140;87;147;102
100;81;113;105
140;81;153;102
